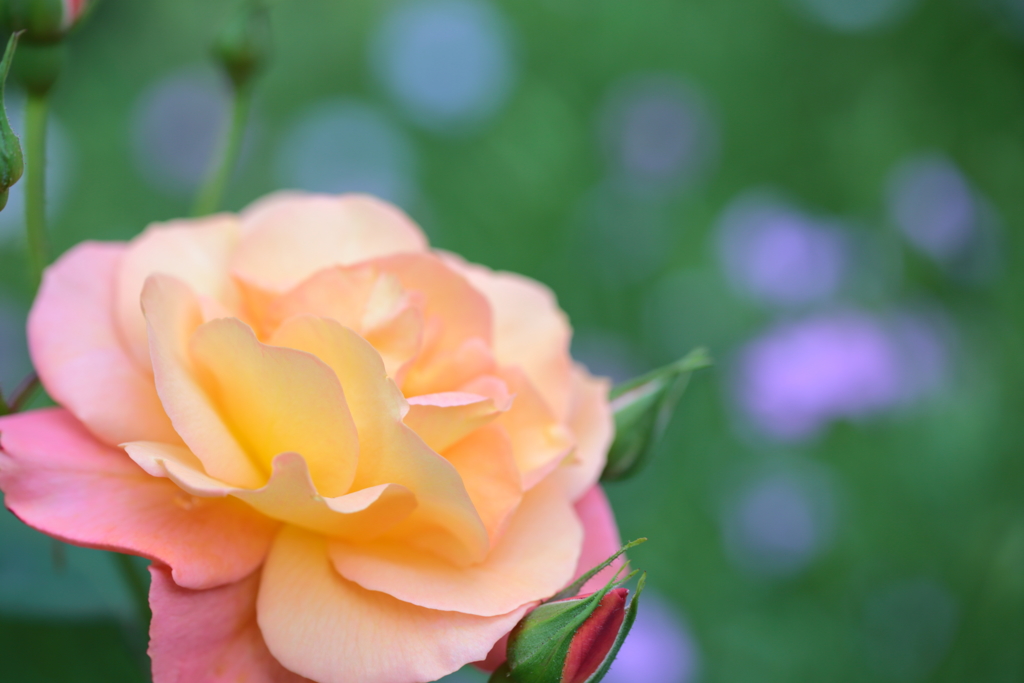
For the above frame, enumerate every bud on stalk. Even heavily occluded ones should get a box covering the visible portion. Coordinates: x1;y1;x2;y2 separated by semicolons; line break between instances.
491;540;646;683
601;347;711;482
214;0;271;91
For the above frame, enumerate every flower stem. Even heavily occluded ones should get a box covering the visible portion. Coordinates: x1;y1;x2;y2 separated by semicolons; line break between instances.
192;83;252;217
24;90;48;291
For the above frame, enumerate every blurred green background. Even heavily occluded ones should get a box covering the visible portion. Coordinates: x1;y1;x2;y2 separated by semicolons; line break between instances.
1;0;1023;681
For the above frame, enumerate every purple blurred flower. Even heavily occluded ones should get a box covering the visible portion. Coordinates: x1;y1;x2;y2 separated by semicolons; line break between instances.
603;594;699;683
599;75;718;194
723;469;837;578
887;154;977;264
716;192;849;308
735;310;950;440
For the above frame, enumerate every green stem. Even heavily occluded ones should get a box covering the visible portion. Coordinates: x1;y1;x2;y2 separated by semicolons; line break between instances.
114;553;152;630
192;83;252;216
24;91;48;291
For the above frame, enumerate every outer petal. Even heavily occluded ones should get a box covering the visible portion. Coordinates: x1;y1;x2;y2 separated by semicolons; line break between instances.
190;318;361;497
447;256;573;420
573;485;624;594
329;477;582;617
257;526;530;683
28;242;178;446
270;316;489;565
232;192;428;294
0;409;277;590
116;214;242;370
149;565;310;683
126;443;416;541
142;275;265;489
550;366;614;502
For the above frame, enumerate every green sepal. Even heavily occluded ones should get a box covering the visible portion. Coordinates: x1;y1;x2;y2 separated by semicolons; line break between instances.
547;538;645;603
505;567;627;683
601;347;711;482
0;30;23;201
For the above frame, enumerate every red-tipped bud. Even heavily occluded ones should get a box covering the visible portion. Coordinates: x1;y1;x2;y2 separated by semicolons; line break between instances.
560;588;628;683
491;541;647;683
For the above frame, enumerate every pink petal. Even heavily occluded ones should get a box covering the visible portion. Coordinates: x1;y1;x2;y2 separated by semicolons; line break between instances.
28;242;179;446
149;565;309;683
0;409;277;589
573;485;625;595
329;477;580;617
257;526;530;683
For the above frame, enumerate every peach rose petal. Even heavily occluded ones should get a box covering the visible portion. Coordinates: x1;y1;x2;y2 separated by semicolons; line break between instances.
148;565;310;683
498;366;576;490
445;256;573;420
440;424;522;544
573;485;625;595
0;409;277;590
404;391;508;454
258;526;530;683
329;477;582;617
550;366;614;502
189;318;361;497
28;243;179;446
116;214;242;370
270;316;489;565
232;192;428;294
262;266;376;334
142;275;265;489
400;336;495;398
374;253;492;354
125;444;417;541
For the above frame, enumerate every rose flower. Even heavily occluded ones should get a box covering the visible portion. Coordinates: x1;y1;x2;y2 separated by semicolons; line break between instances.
0;192;622;683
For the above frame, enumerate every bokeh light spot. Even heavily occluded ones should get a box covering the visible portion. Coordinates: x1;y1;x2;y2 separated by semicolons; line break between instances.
370;0;518;132
276;99;419;208
599;74;718;196
131;69;230;195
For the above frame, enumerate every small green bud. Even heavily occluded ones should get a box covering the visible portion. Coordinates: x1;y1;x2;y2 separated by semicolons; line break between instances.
601;348;711;482
0;31;24;207
214;0;271;91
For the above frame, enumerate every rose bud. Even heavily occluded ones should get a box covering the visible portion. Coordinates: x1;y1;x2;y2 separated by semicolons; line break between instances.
492;542;646;683
0;32;24;212
601;347;711;482
213;0;271;90
1;0;92;43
